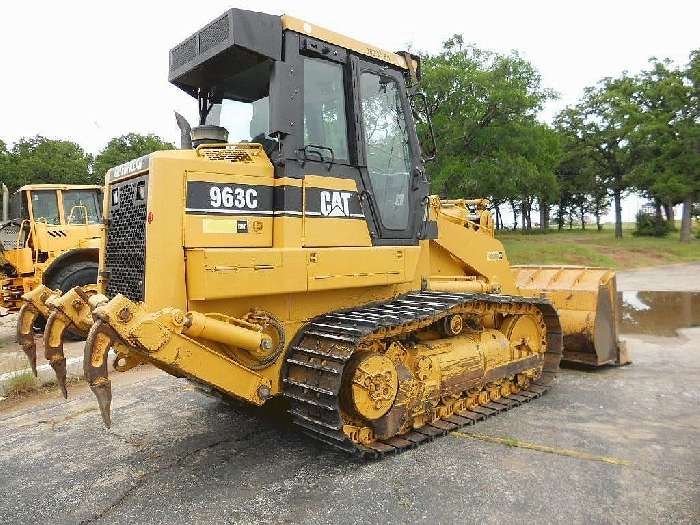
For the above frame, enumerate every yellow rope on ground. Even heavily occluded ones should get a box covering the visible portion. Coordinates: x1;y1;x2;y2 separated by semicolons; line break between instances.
452;430;631;466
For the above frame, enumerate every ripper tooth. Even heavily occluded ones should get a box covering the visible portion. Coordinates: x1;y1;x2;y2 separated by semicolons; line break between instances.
42;287;101;397
43;312;69;398
16;285;61;376
84;321;120;428
17;303;39;376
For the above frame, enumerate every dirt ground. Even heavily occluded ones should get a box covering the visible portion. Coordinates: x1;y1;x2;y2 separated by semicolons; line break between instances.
0;264;698;524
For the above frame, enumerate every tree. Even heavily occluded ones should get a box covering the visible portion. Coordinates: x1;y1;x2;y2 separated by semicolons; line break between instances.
627;52;700;242
679;50;700;242
0;139;10;185
555;74;640;239
555;130;613;231
93;133;174;181
2;136;92;191
417;36;559;229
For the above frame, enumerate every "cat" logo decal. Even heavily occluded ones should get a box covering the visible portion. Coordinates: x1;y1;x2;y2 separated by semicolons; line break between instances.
320;191;352;217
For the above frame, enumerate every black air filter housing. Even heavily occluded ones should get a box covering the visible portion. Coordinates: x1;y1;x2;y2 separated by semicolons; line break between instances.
168;9;282;102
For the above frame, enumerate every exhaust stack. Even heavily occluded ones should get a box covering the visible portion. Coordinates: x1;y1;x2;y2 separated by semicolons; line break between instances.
2;184;8;222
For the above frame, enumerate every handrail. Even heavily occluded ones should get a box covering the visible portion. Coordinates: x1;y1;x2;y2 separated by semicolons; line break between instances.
15;219;30;251
430;196;495;237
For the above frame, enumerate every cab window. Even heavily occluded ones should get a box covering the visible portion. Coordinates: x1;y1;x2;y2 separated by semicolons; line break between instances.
63;190;102;224
30;191;60;225
303;57;349;161
359;72;412;230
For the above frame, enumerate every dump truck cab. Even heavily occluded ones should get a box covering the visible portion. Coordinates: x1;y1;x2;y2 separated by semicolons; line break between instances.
0;184;102;310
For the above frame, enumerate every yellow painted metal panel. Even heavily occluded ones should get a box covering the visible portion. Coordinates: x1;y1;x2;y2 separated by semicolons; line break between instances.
185;248;307;300
184;170;274;248
431;213;517;295
281;15;409;70
186;215;273;247
307;247;407;291
4;248;34;275
143;155;188;311
302;175;372;247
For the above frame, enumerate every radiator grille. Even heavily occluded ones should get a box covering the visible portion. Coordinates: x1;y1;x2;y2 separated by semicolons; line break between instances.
105;175;148;301
170;36;197;72
199;15;230;54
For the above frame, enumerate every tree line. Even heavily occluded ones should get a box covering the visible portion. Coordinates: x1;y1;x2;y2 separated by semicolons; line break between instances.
0;134;174;192
1;40;697;242
419;37;699;242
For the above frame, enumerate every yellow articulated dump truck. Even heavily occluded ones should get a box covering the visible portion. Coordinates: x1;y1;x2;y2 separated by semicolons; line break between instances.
4;184;103;378
25;10;626;458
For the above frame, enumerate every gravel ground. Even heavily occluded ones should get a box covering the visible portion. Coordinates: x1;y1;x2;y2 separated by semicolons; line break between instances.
0;263;698;524
0;328;698;524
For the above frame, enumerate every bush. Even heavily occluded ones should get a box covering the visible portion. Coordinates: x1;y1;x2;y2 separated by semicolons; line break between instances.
633;211;670;237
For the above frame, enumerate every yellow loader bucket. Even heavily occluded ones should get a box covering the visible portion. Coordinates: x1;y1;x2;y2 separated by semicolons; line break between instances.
513;265;630;367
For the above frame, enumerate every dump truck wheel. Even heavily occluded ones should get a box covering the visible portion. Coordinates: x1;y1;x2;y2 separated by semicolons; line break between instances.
47;261;99;340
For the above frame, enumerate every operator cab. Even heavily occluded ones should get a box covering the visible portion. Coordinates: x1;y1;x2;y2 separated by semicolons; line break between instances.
169;9;432;246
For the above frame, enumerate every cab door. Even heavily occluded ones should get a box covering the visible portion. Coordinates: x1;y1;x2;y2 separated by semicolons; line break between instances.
353;58;426;245
295;40;372;248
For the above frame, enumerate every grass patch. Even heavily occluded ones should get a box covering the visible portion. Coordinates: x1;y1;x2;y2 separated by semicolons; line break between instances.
3;371;38;397
498;225;700;270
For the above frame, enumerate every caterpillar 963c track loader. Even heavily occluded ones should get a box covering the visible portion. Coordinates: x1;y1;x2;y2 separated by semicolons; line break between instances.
28;10;627;457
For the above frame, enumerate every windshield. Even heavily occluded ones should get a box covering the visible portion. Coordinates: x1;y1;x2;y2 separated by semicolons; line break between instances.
209;96;275;152
63;189;102;224
30;191;60;225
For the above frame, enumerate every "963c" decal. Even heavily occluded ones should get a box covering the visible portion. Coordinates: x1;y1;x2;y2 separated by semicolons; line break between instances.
186;181;273;216
209;186;259;209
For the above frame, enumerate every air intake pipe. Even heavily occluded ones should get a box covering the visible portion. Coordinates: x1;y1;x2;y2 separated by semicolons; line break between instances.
190;125;229;148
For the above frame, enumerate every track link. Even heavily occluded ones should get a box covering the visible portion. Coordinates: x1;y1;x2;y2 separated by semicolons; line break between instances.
283;290;562;459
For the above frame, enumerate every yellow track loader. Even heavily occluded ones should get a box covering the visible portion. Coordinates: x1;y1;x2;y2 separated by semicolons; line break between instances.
31;10;626;457
0;184;103;382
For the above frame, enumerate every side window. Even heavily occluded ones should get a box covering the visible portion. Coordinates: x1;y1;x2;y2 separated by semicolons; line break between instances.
30;191;60;225
303;57;349;161
63;190;101;224
359;72;412;231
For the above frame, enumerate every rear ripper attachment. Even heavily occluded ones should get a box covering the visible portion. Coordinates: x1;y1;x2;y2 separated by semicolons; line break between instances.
283;291;562;458
82;294;278;428
17;284;107;397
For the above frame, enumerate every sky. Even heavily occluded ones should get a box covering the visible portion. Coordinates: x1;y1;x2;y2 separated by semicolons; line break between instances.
1;0;698;221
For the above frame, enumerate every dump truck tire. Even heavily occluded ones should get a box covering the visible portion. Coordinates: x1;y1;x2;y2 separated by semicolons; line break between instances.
49;261;98;293
47;261;98;340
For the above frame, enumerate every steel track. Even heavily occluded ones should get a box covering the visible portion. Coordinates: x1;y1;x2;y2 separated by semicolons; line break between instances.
283;290;563;459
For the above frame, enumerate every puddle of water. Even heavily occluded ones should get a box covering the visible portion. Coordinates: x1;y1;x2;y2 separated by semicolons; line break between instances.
618;291;700;336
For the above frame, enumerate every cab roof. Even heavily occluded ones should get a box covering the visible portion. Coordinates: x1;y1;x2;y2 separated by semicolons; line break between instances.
18;184;102;192
280;15;410;70
169;9;416;99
